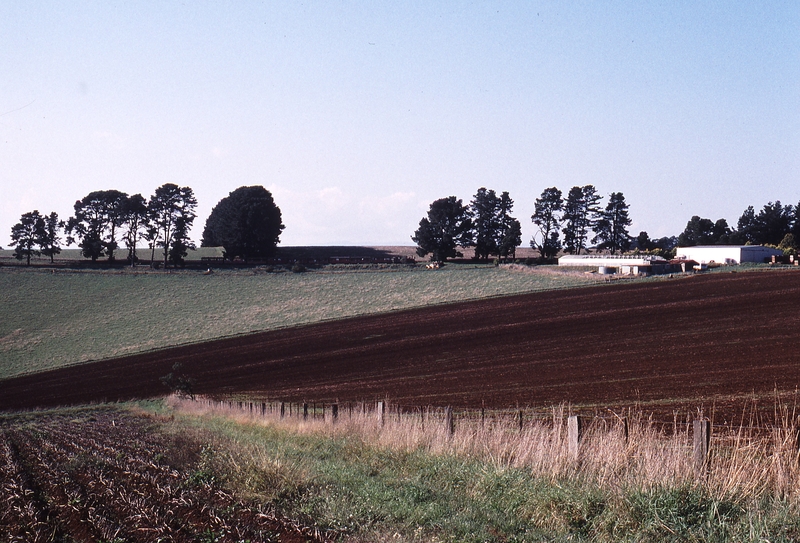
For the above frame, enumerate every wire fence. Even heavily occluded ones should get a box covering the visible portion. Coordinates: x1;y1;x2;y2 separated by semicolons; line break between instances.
191;395;800;481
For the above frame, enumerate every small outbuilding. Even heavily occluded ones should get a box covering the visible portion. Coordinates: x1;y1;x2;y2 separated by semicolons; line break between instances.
673;245;783;265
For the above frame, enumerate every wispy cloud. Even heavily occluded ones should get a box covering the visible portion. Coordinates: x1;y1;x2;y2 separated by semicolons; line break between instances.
266;184;419;245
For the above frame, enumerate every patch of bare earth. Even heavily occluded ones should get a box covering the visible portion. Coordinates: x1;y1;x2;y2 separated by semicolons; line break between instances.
0;407;330;542
2;270;799;423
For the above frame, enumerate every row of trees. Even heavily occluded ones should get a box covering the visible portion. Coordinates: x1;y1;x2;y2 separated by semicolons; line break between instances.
9;211;63;266
412;188;523;262
9;184;285;267
13;182;799;266
10;184;197;267
530;185;633;258
676;201;800;249
93;186;195;266
74;185;197;266
413;186;634;262
413;188;800;262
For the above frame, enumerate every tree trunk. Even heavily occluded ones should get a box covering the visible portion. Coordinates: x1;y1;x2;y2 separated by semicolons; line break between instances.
108;224;116;262
163;224;171;269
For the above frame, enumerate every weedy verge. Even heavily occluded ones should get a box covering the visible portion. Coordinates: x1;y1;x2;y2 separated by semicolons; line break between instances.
164;396;800;542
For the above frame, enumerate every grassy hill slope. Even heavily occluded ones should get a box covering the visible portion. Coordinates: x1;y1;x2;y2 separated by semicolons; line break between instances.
5;269;800;419
0;263;597;379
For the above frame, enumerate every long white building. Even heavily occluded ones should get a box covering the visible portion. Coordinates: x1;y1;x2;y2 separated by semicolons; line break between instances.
558;254;670;275
673;245;782;265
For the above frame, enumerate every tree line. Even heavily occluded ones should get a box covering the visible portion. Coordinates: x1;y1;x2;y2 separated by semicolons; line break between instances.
413;185;635;262
412;188;523;262
414;188;800;263
8;185;284;266
10;182;799;266
9;184;197;267
673;201;800;251
530;185;633;258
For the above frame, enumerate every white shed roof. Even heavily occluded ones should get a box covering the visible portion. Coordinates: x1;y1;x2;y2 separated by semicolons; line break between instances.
558;254;668;267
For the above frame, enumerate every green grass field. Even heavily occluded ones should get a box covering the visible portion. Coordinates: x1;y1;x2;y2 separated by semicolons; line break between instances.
0;263;599;380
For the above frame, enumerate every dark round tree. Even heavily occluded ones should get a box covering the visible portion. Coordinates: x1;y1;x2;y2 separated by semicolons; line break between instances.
201;186;285;262
412;196;474;262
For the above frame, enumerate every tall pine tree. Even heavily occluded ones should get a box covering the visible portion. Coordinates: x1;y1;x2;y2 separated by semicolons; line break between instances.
149;184;197;268
497;191;521;260
39;212;63;263
10;211;44;266
531;187;563;259
471;188;501;261
593;192;632;254
562;185;601;254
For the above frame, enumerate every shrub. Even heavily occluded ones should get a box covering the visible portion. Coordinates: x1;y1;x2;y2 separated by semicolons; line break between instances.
160;363;196;400
778;233;797;255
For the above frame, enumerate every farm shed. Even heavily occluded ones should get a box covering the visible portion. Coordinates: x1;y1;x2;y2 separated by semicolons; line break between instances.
557;254;671;275
674;245;783;265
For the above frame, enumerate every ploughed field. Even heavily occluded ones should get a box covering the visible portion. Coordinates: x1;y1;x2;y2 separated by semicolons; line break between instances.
0;407;328;542
2;270;800;419
0;263;593;379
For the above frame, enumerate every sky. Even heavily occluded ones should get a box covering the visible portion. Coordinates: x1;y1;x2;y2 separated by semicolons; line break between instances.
1;1;798;249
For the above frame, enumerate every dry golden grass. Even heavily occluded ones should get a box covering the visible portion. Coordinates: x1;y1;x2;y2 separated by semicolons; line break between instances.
169;396;800;508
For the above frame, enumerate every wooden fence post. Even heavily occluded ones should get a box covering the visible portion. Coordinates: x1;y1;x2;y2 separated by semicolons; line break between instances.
693;418;711;477
445;407;455;436
377;401;385;426
795;416;800;459
568;415;583;460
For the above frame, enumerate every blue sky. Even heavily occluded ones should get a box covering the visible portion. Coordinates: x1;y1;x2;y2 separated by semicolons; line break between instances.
2;1;798;248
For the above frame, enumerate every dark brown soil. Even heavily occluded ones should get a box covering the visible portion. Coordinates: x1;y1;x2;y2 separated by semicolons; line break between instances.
2;270;800;419
0;407;329;542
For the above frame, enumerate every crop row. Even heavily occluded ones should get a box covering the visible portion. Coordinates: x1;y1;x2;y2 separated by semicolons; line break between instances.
0;408;330;542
